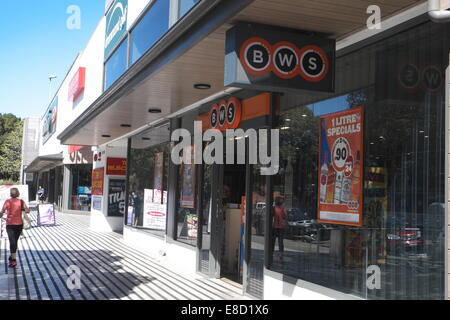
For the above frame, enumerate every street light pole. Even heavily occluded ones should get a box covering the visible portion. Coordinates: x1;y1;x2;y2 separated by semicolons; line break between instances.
48;75;57;102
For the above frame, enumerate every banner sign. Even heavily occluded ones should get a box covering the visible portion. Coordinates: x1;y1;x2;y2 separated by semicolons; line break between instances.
38;204;56;226
180;146;195;208
317;107;364;226
108;179;126;216
143;189;167;230
105;0;128;59
68;67;86;102
106;158;127;175
92;168;105;195
225;22;335;93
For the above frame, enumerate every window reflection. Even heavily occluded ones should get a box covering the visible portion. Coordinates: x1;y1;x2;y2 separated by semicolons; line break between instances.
130;0;170;64
269;21;446;300
127;124;170;236
104;39;128;90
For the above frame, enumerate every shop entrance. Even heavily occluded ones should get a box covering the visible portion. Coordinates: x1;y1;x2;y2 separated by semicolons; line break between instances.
219;164;246;284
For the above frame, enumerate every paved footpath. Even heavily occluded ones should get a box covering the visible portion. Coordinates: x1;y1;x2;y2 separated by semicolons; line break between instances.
0;210;249;300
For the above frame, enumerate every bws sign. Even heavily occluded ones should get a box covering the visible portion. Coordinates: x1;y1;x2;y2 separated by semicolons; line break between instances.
210;97;242;131
225;23;335;93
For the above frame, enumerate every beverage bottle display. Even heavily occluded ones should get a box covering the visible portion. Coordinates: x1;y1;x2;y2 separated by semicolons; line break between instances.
326;167;335;204
341;174;352;203
320;152;329;203
334;170;343;204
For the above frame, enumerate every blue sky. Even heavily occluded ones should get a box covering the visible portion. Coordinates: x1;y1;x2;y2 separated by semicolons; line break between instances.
0;0;105;119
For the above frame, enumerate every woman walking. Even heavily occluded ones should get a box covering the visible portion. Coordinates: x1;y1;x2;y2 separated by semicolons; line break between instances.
0;188;30;268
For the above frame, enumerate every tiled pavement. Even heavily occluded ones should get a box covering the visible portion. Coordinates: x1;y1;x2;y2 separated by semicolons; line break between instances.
0;209;249;300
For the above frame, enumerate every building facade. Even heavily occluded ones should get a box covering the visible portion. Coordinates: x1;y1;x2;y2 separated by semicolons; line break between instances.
24;0;450;299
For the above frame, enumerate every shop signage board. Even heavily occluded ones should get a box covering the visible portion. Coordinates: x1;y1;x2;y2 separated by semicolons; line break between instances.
209;97;242;131
317;107;364;226
105;0;128;59
92;168;105;195
225;22;335;93
106;158;127;175
38;204;56;226
108;179;126;216
68;67;86;102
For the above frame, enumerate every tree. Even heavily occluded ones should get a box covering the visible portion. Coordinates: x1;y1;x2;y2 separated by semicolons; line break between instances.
0;114;23;182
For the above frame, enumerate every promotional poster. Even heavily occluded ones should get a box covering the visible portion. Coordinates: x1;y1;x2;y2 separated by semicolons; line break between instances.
38;204;56;226
317;107;364;226
108;179;126;217
143;189;167;230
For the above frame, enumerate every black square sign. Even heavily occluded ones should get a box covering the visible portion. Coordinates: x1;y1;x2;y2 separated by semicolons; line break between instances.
225;22;336;93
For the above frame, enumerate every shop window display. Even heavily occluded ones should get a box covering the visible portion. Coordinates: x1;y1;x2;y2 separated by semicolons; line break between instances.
127;124;170;236
268;22;447;300
69;164;92;211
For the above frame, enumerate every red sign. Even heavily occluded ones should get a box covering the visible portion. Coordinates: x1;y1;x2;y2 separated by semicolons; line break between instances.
106;158;127;176
92;168;105;196
68;145;84;154
68;67;86;101
317;107;364;226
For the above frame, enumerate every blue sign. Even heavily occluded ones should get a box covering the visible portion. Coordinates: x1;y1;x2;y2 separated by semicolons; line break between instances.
105;0;128;59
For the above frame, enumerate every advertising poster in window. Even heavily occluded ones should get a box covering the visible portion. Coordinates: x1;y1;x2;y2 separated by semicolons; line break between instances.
108;179;126;217
142;189;166;230
180;146;195;208
153;152;164;204
186;214;198;239
92;168;105;195
317;107;364;226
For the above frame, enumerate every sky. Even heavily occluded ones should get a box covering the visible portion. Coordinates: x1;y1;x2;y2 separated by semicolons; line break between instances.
0;0;105;119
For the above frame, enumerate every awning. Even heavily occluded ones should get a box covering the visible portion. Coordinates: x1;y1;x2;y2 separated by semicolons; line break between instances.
25;153;64;173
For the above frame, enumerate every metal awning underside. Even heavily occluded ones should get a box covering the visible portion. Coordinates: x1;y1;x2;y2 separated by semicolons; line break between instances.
25;154;63;173
58;0;426;146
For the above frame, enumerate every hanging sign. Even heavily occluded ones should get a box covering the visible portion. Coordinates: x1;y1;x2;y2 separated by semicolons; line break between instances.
317;107;364;226
225;22;335;93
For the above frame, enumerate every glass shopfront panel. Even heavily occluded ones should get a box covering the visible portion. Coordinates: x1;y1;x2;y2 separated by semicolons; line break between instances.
268;21;447;300
69;164;92;211
127;124;170;236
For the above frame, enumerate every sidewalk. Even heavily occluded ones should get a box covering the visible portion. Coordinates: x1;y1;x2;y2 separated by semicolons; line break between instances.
0;210;250;300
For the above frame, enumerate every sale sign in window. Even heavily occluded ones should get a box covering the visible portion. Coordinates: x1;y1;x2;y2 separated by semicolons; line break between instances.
317;107;364;226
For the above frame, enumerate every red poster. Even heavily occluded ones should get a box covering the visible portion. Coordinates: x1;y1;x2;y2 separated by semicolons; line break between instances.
92;168;105;196
106;158;127;175
153;152;164;204
317;107;364;226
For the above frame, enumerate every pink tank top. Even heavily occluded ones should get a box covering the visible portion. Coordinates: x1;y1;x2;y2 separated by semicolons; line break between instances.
2;198;28;226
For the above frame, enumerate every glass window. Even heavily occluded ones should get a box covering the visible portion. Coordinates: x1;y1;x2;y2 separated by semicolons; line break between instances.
268;21;447;300
178;0;199;18
130;0;170;65
104;39;128;90
68;164;92;211
127;124;170;237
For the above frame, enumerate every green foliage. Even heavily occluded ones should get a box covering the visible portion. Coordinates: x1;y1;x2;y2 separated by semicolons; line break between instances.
0;114;23;183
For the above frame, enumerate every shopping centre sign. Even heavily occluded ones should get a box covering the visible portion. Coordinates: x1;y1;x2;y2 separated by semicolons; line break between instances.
225;22;335;93
105;0;128;58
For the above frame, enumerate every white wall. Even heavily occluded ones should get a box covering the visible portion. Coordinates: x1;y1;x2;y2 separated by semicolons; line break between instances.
123;227;198;277
263;269;361;300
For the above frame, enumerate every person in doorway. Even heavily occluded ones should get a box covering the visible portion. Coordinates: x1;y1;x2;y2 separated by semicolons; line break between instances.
272;197;288;259
0;188;30;268
37;186;45;204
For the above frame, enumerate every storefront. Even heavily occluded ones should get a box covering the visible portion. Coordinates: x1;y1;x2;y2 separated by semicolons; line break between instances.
122;17;448;300
55;0;450;300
